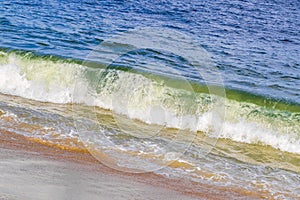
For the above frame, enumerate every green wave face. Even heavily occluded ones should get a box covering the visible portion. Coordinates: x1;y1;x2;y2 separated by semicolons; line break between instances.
0;50;299;154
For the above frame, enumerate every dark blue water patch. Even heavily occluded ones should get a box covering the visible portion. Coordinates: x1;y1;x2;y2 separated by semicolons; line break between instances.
0;0;299;103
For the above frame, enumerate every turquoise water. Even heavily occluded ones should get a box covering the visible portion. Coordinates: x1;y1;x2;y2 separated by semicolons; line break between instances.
0;0;300;198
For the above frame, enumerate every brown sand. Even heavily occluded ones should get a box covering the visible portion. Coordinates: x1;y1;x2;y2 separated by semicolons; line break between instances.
0;130;264;200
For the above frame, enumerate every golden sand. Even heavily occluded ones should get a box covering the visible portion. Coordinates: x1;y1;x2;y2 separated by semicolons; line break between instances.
0;129;267;199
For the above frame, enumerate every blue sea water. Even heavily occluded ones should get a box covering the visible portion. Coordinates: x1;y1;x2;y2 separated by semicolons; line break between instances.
1;0;299;104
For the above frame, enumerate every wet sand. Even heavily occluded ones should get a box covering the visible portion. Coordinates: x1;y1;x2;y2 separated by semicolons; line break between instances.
0;130;263;200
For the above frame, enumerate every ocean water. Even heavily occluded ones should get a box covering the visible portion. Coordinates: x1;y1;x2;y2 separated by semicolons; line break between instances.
0;0;299;199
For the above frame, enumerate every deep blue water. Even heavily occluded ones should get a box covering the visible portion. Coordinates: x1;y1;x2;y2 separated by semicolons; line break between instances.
1;0;300;103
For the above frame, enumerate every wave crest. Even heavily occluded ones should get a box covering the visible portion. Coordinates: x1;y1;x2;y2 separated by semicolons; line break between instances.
0;51;299;153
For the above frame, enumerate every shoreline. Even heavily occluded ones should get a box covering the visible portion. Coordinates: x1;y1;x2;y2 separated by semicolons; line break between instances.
0;130;264;199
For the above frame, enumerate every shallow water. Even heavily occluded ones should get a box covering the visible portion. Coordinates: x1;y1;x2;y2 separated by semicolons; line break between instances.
0;93;299;198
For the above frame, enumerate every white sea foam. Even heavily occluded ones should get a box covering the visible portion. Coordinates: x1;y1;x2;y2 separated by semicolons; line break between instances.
0;52;299;154
0;53;84;103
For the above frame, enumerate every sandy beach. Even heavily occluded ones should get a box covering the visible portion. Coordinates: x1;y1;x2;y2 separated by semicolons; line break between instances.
0;130;266;200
